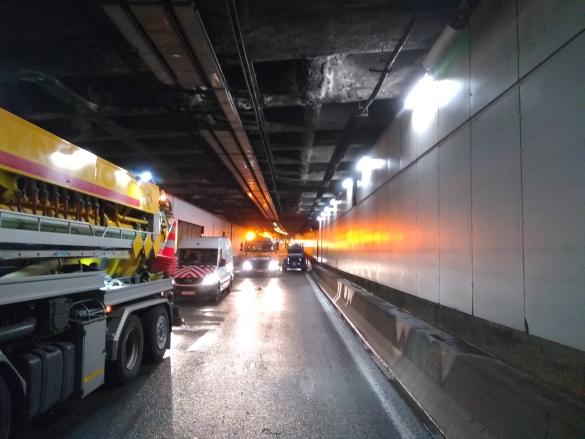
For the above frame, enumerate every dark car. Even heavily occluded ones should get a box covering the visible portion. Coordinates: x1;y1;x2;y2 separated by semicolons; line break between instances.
282;244;311;272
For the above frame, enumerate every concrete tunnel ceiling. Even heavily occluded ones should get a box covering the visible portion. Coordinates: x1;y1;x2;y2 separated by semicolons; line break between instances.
0;0;460;232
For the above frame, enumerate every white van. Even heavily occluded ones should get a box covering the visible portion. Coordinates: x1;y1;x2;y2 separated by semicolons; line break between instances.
172;237;234;301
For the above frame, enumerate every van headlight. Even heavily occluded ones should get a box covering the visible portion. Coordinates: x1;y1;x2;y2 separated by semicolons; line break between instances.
202;272;220;285
242;260;253;271
268;260;279;271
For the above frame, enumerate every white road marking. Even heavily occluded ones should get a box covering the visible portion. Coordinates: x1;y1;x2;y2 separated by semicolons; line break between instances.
186;330;219;352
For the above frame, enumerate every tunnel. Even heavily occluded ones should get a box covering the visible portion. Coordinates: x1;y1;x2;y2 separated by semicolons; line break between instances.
0;1;584;438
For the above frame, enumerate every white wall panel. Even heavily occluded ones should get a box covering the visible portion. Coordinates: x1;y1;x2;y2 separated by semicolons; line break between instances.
168;194;230;238
399;166;418;295
439;124;472;313
416;98;439;158
416;148;440;303
387;118;402;179
437;27;470;142
471;87;524;331
316;1;585;353
521;33;585;351
370;188;383;284
356;118;402;202
369;127;390;193
353;197;365;278
518;0;585;76
400;112;418;169
470;0;518;114
361;194;376;281
387;178;402;287
377;183;392;288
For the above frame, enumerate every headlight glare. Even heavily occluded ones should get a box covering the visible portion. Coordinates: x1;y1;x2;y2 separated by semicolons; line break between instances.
242;260;253;271
201;272;219;285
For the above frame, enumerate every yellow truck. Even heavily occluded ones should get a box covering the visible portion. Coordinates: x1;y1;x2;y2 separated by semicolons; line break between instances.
239;231;281;275
0;109;174;438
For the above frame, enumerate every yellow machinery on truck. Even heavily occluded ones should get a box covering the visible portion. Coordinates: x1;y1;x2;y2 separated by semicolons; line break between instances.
0;107;171;281
0;108;175;439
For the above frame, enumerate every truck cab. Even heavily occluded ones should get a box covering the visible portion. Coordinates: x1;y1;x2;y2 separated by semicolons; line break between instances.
172;237;234;301
240;236;281;275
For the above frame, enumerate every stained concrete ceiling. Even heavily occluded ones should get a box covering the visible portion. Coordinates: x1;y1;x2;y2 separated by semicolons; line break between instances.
0;0;458;231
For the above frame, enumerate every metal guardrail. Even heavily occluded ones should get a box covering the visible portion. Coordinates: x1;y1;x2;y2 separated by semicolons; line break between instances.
0;210;161;259
0;209;152;241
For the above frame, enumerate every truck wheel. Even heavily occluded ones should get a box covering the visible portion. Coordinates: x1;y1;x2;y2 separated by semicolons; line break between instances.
143;306;169;363
115;315;144;384
0;376;11;439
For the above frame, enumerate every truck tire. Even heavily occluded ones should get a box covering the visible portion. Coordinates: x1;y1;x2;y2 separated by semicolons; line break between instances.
114;315;144;384
143;306;169;363
0;376;11;439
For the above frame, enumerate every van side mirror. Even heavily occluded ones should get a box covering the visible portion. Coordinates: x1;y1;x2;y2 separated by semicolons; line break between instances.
219;258;227;267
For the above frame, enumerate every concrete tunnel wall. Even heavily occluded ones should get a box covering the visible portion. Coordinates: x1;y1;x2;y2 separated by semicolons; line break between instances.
166;193;246;255
319;0;585;352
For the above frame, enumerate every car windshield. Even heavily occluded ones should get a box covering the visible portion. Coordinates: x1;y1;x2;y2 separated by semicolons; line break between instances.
178;248;218;266
245;239;274;252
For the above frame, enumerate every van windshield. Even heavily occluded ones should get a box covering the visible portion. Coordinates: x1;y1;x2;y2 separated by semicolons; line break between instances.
178;249;218;266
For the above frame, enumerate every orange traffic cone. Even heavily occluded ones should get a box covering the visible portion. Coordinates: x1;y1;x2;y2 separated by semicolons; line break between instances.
149;220;177;276
161;220;177;257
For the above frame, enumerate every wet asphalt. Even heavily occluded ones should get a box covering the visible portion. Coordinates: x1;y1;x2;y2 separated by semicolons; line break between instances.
25;272;435;439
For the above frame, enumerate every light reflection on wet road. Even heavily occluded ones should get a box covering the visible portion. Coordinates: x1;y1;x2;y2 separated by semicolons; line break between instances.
26;272;435;438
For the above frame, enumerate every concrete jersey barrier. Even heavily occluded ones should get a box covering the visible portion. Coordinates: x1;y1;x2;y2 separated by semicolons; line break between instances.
311;266;585;439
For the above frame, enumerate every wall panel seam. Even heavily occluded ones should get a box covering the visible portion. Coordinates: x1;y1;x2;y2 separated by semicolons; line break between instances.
516;0;528;334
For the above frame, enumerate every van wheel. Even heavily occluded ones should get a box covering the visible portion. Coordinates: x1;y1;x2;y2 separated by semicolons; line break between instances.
214;284;222;303
143;306;170;363
114;315;144;384
0;376;11;439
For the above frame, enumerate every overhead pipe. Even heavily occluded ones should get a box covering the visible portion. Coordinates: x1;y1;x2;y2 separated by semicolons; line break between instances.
359;14;418;117
103;1;280;222
304;15;418;229
224;0;283;219
172;2;279;221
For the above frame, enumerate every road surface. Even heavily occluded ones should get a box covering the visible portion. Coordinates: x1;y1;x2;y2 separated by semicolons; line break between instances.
26;272;437;438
